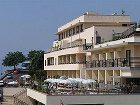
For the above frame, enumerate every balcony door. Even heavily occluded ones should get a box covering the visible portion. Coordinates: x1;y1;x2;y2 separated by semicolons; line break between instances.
126;50;131;66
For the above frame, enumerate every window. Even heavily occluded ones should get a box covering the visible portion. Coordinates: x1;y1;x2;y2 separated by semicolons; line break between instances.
47;59;50;66
58;35;61;41
80;24;83;32
55;58;57;65
66;30;69;37
76;26;80;33
62;33;65;39
45;60;46;66
122;24;127;27
63;32;66;38
61;33;63;39
69;29;72;36
65;31;68;38
60;34;63;40
72;27;75;35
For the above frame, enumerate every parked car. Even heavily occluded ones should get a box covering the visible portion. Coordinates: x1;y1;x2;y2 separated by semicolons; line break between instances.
0;80;5;87
7;81;18;87
6;75;13;79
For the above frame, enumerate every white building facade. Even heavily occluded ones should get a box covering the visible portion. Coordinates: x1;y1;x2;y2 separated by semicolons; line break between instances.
44;12;140;85
26;12;140;105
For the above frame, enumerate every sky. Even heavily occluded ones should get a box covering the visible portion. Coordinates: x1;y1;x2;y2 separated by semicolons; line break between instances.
0;0;140;71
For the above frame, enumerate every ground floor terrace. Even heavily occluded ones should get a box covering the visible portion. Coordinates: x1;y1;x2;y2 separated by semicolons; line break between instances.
47;69;136;85
27;88;140;105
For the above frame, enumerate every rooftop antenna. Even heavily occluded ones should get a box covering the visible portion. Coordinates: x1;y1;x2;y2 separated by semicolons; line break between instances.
121;9;125;15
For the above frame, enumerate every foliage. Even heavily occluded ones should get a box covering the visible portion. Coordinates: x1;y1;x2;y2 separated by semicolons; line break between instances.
2;51;26;69
27;50;46;80
42;82;52;94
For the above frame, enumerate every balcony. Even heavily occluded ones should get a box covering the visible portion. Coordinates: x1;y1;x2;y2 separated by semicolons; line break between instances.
46;40;83;53
58;61;86;65
44;61;85;71
84;57;140;70
98;25;137;45
86;58;129;68
83;25;138;51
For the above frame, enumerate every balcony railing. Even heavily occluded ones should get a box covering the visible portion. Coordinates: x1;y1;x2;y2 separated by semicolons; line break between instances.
58;61;86;65
83;25;137;51
85;58;130;68
46;41;83;53
112;25;136;41
83;43;93;50
101;25;137;44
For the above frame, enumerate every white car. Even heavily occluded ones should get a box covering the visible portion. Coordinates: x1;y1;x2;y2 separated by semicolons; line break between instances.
0;80;5;87
7;81;18;87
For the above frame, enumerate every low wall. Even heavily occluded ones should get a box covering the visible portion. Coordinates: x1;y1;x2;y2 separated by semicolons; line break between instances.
27;88;140;105
27;88;47;105
47;94;140;105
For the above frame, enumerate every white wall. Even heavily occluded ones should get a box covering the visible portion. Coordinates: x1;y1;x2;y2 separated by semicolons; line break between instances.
58;14;130;33
44;47;84;70
94;37;135;49
94;26;130;44
45;26;131;71
84;15;130;23
27;88;140;105
58;26;129;49
47;95;140;105
59;26;94;45
27;88;47;105
44;64;83;71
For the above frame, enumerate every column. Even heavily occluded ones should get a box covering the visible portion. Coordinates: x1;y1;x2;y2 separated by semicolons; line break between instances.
98;70;100;83
105;70;107;84
113;70;115;85
70;54;72;63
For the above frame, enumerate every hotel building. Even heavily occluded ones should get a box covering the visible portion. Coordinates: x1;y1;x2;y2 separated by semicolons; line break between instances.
44;11;140;85
25;12;140;105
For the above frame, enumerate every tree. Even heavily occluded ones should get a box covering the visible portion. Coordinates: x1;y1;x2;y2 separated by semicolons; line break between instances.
27;50;46;80
2;51;26;70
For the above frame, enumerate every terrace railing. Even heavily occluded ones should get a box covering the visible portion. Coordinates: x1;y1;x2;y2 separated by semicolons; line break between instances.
85;57;140;68
58;61;86;65
112;25;137;41
47;40;83;53
85;58;130;68
83;43;93;50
